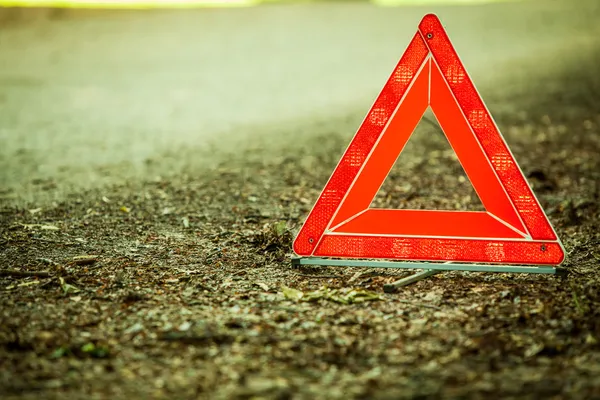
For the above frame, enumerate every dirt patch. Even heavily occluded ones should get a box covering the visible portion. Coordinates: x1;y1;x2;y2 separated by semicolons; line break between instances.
1;39;600;400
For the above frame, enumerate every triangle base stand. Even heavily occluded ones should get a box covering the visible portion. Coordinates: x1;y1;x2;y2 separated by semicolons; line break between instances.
291;257;567;291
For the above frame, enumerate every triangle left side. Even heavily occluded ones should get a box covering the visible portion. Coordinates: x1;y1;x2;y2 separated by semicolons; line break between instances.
293;32;430;256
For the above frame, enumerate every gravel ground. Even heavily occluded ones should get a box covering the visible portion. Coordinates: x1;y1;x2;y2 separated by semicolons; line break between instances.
1;2;600;399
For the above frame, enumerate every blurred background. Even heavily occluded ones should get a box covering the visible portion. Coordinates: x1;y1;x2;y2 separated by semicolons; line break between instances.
1;0;599;206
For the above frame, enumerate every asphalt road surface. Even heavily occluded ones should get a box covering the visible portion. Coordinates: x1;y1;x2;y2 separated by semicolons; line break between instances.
1;0;599;205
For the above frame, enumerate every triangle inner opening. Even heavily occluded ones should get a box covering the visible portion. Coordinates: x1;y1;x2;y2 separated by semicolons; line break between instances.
370;107;485;211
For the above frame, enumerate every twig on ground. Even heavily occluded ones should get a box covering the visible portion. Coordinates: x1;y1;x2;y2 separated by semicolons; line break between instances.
71;255;98;266
0;269;51;278
31;237;78;246
38;258;58;265
395;299;441;310
30;237;62;243
294;273;342;279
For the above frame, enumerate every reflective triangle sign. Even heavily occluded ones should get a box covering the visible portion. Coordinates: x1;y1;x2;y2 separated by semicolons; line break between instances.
293;14;564;265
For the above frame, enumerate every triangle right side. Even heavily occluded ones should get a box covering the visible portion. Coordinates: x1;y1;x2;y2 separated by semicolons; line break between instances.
428;59;528;238
418;15;563;260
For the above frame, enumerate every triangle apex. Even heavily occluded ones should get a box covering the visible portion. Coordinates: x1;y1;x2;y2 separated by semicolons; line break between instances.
419;13;442;32
420;13;440;23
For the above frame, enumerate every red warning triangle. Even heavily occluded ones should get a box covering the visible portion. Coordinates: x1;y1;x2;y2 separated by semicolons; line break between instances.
293;14;564;265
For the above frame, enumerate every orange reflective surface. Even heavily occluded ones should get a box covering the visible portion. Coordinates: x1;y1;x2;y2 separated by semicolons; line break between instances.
293;14;564;265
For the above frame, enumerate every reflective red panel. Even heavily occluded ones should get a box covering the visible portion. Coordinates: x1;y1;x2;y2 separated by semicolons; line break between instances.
293;14;564;265
418;14;556;241
315;236;564;266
